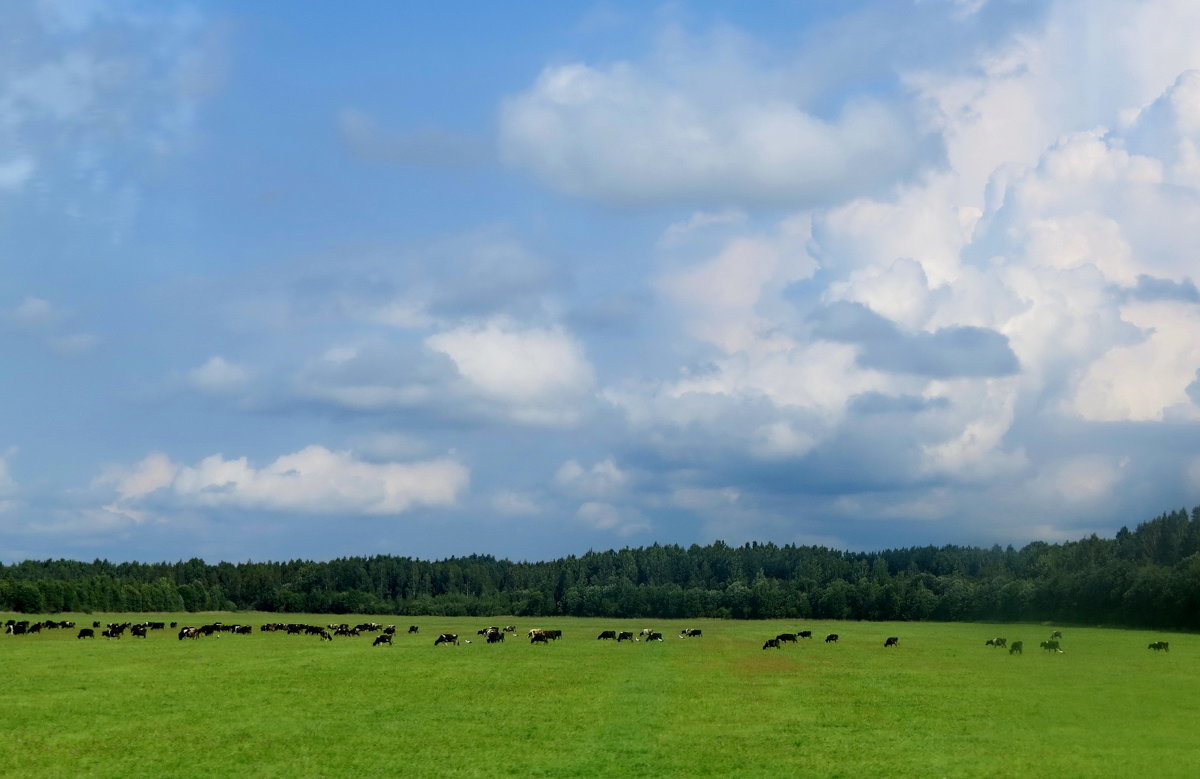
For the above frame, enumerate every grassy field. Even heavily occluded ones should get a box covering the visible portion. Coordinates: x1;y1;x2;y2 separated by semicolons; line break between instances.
2;614;1197;777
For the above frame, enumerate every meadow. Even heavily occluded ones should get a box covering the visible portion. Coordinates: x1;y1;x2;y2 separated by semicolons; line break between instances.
2;613;1197;777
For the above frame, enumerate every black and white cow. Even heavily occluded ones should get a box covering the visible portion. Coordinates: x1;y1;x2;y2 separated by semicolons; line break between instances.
825;634;839;643
679;628;702;638
1040;640;1063;653
373;634;392;646
776;633;798;643
763;638;781;649
617;631;635;642
1149;641;1170;652
597;631;617;640
884;636;899;647
434;633;459;646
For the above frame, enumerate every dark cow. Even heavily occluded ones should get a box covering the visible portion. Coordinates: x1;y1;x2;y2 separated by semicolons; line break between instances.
434;633;459;646
644;631;664;642
1149;641;1170;652
76;628;95;639
1050;630;1063;640
776;633;798;643
530;632;551;644
617;631;635;642
985;637;1007;648
131;625;148;638
319;630;333;641
486;629;505;643
373;634;392;646
597;631;617;640
798;630;813;639
407;625;419;634
679;628;703;638
178;626;199;640
1040;640;1063;653
763;638;781;649
825;634;839;643
502;625;516;633
1009;641;1023;654
101;628;121;639
884;636;899;648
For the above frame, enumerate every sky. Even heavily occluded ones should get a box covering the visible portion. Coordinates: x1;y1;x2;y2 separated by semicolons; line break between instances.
4;0;1200;564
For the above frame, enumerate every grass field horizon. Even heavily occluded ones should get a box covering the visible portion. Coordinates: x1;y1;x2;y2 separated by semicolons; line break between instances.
4;612;1198;776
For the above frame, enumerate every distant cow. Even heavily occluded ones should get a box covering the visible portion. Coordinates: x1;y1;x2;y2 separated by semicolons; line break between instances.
1009;641;1023;654
130;625;148;638
531;632;551;644
597;631;617;640
884;636;899;648
1050;630;1063;640
434;633;458;646
639;628;655;637
1040;640;1062;653
776;633;798;643
798;630;812;639
1149;641;1170;652
408;625;419;634
679;628;702;638
985;637;1007;648
617;631;635;642
486;630;504;643
319;630;333;641
373;634;392;646
763;638;781;649
644;632;664;642
76;628;95;639
825;634;839;643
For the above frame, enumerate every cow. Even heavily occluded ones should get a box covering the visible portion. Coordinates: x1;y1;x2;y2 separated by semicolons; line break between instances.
798;630;813;639
319;630;333;641
643;632;663;642
1149;641;1170;652
478;626;501;637
679;628;702;638
1040;640;1063;653
1050;630;1063;640
178;626;199;640
502;625;516;633
372;634;392;646
486;629;504;643
408;625;419;634
985;637;1007;648
530;632;551;644
825;634;839;643
1009;641;1023;654
776;633;798;643
101;628;121;639
597;631;617;640
639;628;655;637
884;636;899;648
434;633;458;646
383;625;396;635
617;631;635;642
763;638;781;649
76;628;95;639
131;625;148;638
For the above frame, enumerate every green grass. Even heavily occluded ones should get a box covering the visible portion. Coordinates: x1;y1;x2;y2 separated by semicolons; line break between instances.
3;614;1198;776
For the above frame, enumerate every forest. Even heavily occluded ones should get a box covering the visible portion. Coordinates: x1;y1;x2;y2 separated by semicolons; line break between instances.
4;506;1200;630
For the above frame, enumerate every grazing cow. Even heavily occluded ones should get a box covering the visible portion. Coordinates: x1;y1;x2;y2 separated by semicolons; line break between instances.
985;637;1007;648
617;631;635;642
644;632;664;642
486;630;504;643
92;621;101;628
1009;641;1023;655
76;628;95;639
1040;640;1063;653
478;626;501;637
680;628;702;638
372;634;392;646
1149;641;1170;652
503;625;516;633
1050;630;1063;640
597;631;618;640
319;630;333;641
101;628;121;639
884;636;899;648
434;633;459;646
776;633;798;643
825;634;839;643
131;625;148;638
763;638;781;649
639;628;655;637
383;625;396;635
531;632;551;644
798;630;813;639
408;625;419;634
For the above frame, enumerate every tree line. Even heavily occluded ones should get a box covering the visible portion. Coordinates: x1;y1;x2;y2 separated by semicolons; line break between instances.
4;506;1200;629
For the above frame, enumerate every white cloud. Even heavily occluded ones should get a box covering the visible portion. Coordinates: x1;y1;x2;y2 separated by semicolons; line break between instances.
188;356;252;394
9;297;60;329
555;458;629;497
101;446;469;517
500;53;930;206
426;319;595;426
0;156;36;191
490;490;543;517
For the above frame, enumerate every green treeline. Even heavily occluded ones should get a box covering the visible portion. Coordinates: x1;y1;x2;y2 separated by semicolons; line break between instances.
4;507;1200;629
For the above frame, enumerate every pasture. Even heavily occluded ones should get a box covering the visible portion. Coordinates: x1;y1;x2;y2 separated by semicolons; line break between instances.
3;614;1199;776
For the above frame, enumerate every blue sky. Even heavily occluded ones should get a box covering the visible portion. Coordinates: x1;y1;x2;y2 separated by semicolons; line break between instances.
4;0;1200;564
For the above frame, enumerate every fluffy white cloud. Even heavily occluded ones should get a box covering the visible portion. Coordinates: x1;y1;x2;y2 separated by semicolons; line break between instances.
188;356;252;394
101;446;468;516
555;458;629;497
500;53;930;206
426;319;595;426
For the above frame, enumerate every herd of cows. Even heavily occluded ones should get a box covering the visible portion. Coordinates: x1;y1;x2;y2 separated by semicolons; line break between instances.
1;619;1176;655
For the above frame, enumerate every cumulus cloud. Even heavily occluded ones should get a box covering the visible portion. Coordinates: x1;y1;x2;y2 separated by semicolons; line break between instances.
100;446;468;516
500;40;935;206
426;319;595;426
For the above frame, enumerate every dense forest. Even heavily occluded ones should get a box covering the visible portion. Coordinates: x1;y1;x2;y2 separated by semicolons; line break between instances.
4;507;1200;630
